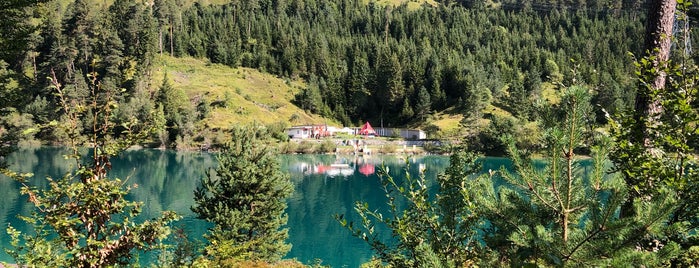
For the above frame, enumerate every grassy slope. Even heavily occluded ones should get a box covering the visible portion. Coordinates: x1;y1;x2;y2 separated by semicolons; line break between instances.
152;55;334;129
417;83;562;139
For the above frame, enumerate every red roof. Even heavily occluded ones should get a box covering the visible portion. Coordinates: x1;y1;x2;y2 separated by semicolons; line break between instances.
359;122;376;135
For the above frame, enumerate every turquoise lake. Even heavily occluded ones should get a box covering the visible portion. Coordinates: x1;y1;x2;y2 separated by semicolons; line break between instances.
0;147;511;267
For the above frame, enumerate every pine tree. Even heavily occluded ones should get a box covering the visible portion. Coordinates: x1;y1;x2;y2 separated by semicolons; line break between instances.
64;0;95;73
156;74;192;146
0;0;48;66
346;52;370;120
474;86;678;266
192;125;293;262
415;86;431;120
294;75;326;116
374;51;405;123
399;97;414;122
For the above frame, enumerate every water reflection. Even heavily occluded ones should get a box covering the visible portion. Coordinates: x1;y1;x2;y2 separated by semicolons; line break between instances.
288;155;385;178
0;148;460;268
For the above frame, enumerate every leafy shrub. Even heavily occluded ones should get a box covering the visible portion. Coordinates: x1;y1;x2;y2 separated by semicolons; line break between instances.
278;141;298;154
265;122;290;142
338;152;483;267
317;140;336;154
297;141;316;154
378;144;396;154
422;141;446;154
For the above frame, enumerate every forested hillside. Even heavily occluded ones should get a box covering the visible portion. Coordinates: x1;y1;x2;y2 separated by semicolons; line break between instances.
171;0;644;126
0;0;675;150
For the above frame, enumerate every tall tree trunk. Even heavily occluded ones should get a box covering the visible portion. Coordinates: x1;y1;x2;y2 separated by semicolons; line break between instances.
633;0;677;146
159;29;163;56
623;0;677;219
169;23;174;56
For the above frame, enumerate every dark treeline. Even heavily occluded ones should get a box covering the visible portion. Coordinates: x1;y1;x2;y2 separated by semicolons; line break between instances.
164;0;646;127
1;0;165;145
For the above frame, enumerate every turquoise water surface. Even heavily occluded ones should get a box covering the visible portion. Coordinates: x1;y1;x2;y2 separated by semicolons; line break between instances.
0;147;509;267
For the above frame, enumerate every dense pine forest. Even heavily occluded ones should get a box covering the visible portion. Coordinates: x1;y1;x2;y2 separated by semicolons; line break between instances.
0;0;674;151
171;0;646;127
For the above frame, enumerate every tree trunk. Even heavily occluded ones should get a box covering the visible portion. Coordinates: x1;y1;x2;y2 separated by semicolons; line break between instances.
159;29;163;56
169;23;174;56
623;0;677;219
633;0;677;146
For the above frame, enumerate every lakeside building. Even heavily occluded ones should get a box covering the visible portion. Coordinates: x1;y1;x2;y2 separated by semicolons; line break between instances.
374;128;427;140
286;122;426;140
286;125;330;139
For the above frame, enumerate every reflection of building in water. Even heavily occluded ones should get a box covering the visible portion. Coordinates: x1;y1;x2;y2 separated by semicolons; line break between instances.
288;161;311;174
324;164;355;177
291;155;430;178
354;155;378;177
359;164;374;176
299;162;357;177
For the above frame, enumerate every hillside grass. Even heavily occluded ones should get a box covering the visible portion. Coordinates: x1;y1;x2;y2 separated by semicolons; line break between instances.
152;55;334;130
417;85;563;141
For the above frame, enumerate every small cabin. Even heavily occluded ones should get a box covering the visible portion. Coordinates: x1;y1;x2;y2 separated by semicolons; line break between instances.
286;126;313;139
374;127;427;140
286;125;331;139
401;129;427;140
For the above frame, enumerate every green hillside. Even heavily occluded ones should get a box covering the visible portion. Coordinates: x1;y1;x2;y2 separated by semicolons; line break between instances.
153;56;334;129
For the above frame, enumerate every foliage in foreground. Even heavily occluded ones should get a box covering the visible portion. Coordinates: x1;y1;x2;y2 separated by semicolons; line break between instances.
341;85;694;267
3;70;179;267
610;2;699;262
337;150;484;267
192;125;294;263
474;87;678;266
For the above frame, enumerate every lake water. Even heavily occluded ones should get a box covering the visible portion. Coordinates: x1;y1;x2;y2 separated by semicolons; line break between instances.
0;147;510;267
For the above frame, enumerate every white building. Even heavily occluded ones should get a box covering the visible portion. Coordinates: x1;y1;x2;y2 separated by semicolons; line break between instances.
286;125;330;139
400;129;427;140
286;126;313;139
374;127;427;140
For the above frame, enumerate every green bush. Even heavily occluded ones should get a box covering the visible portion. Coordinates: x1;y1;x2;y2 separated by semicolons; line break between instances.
422;141;446;154
278;141;298;154
317;140;336;154
297;141;316;154
378;144;397;154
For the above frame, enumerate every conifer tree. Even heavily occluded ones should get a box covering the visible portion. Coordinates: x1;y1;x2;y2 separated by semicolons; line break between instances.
294;75;326;116
415;86;431;121
474;86;678;266
192;125;293;262
399;97;414;123
0;0;46;65
156;74;192;147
